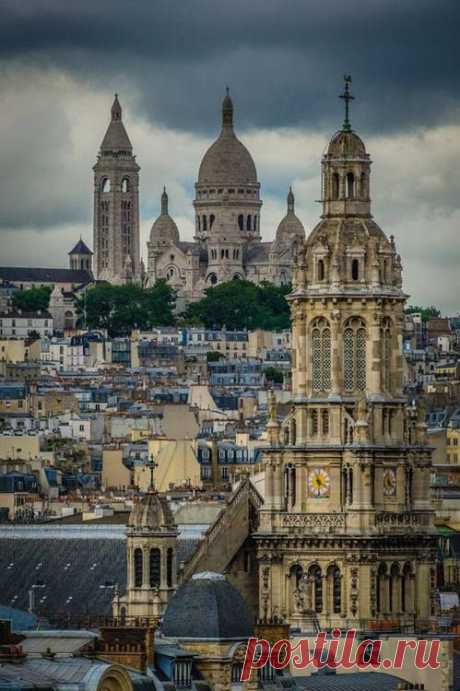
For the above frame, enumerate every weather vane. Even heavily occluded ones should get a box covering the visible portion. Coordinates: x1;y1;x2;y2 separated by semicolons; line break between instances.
148;454;159;492
339;75;354;131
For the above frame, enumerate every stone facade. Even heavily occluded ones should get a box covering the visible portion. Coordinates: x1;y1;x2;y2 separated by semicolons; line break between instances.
93;95;141;284
146;92;305;307
255;103;438;631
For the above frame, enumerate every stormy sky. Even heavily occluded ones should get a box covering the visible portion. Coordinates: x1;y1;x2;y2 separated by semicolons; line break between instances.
0;0;459;312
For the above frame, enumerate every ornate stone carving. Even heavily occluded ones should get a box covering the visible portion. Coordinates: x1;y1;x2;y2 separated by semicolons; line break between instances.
282;513;345;529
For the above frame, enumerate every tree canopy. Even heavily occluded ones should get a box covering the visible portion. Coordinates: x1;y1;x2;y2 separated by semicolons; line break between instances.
183;280;292;331
12;286;52;312
405;305;441;322
76;281;176;336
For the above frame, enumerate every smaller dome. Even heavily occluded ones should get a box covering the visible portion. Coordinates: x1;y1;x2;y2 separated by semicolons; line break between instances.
326;129;367;158
128;491;176;533
275;187;305;246
162;572;254;639
149;187;180;245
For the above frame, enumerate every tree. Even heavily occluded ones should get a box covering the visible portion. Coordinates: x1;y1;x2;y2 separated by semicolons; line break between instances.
13;286;52;312
183;279;291;331
405;305;441;322
76;280;176;336
264;366;284;384
206;350;225;362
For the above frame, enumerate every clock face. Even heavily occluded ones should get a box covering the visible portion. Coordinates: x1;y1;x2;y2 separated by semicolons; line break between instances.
383;469;397;497
308;468;331;498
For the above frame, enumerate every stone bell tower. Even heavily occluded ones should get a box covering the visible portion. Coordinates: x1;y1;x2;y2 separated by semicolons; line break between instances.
114;459;178;620
93;95;141;284
255;78;437;632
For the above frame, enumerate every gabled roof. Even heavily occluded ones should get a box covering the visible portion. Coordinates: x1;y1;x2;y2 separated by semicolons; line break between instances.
68;239;93;256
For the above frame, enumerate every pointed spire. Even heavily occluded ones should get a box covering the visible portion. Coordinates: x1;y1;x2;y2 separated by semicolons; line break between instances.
161;186;168;215
339;75;354;131
111;93;122;121
287;185;295;212
222;87;233;129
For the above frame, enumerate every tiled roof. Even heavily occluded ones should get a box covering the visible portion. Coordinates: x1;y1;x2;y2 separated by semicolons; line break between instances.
68;239;93;256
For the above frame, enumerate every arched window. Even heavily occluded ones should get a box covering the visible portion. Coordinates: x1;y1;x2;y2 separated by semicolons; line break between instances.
317;259;325;281
246;215;252;231
343;317;367;392
101;177;111;193
389;563;400;613
322;409;329;436
360;172;367;199
311;318;331;392
381;318;392;392
167;549;174;587
134;548;143;587
120;606;126;625
253;215;257;232
342;465;353;505
351;259;359;281
238;214;244;231
210;214;215;229
376;563;387;613
121;178;129;193
202;215;207;231
311;409;319;436
197;216;201;232
346;172;355;199
327;565;341;614
332;173;339;200
308;565;323;613
208;273;218;285
291;418;296;446
149;548;161;587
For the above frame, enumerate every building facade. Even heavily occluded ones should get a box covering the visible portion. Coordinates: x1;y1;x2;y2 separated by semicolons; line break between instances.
255;82;438;631
146;92;305;305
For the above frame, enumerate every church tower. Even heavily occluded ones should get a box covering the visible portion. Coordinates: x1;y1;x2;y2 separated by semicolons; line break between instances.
255;78;437;631
114;460;178;620
93;95;141;284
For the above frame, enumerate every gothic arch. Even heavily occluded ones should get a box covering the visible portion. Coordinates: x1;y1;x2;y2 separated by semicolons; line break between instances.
101;177;111;193
343;317;367;392
311;317;331;392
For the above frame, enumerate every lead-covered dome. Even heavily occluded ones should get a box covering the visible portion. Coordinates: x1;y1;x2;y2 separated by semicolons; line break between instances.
149;188;180;245
162;572;254;639
128;490;176;533
326;129;367;158
198;92;258;185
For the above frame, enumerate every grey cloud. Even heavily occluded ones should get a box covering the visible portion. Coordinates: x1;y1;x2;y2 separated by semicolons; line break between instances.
0;0;459;134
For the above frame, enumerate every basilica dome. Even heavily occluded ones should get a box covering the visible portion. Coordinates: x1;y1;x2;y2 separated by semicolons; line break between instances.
198;92;258;186
149;188;180;245
275;187;305;246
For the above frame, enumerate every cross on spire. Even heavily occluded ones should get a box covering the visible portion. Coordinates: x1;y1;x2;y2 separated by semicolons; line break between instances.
148;454;159;492
339;75;354;132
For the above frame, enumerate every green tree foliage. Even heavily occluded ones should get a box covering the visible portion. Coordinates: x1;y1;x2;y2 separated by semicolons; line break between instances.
76;281;176;336
264;366;284;384
184;280;291;330
12;286;52;312
206;350;225;362
405;305;441;322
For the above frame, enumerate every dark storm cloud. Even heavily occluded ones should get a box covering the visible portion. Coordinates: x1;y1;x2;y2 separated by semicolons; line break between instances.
1;0;459;134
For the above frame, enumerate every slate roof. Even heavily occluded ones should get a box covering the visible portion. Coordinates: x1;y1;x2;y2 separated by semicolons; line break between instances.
68;239;93;256
0;535;199;619
0;267;93;285
162;573;254;639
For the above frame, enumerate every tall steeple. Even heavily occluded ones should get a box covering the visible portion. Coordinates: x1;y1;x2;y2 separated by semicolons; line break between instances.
161;186;168;215
93;94;141;284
